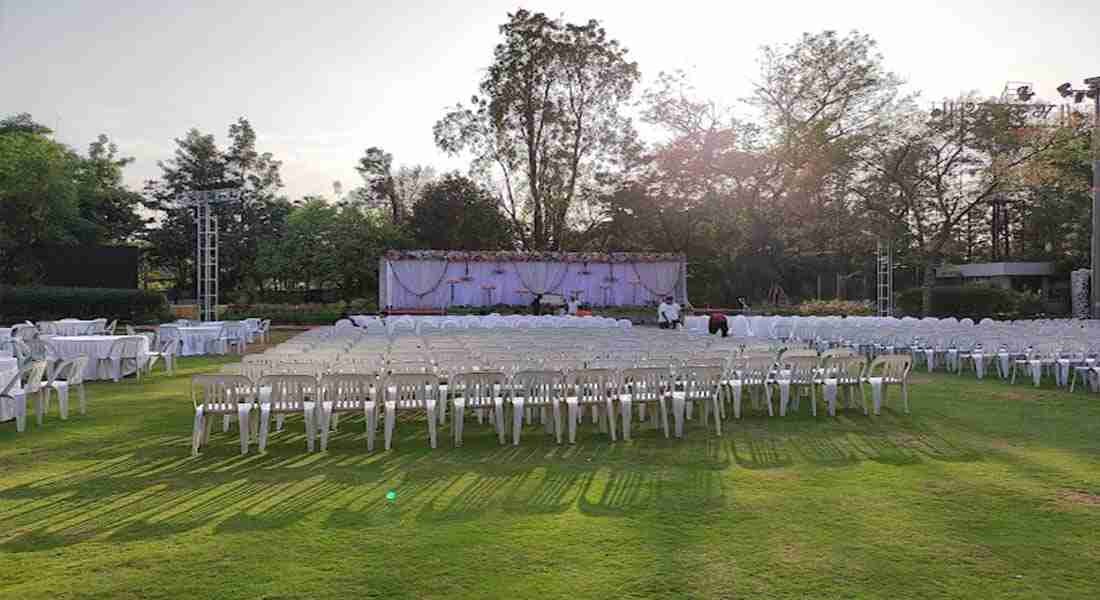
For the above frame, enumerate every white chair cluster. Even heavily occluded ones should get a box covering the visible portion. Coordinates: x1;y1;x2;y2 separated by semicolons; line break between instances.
0;356;90;432
191;325;913;455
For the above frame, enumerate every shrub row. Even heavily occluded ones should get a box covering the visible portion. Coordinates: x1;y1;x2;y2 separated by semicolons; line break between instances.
0;286;170;324
896;285;1045;319
221;302;367;325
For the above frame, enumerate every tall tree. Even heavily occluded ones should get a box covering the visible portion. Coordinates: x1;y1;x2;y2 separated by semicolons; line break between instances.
856;99;1071;313
435;9;640;250
408;173;514;251
144;118;287;300
353;147;434;225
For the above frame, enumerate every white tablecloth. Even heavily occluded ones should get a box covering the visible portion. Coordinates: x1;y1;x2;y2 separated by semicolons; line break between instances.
50;320;100;336
0;327;12;340
0;356;19;421
178;326;222;356
46;335;149;381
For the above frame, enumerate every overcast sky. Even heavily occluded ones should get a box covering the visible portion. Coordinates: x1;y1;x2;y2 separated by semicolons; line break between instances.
3;0;1098;199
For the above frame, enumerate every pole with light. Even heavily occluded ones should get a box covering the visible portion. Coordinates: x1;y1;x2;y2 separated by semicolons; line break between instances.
1057;77;1100;317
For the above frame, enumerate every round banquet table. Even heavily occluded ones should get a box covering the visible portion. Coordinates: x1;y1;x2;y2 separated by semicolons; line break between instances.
46;335;149;381
51;319;100;336
178;326;222;356
0;356;20;421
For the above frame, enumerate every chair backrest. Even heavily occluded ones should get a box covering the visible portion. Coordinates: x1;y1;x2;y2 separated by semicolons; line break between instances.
566;368;616;402
381;372;440;406
257;374;320;407
108;336;146;359
619;367;672;403
105;319;118;335
320;373;376;404
56;355;91;385
449;371;508;402
12;360;48;395
821;348;856;359
867;354;912;380
679;365;723;400
511;369;565;404
191;374;256;408
821;355;867;382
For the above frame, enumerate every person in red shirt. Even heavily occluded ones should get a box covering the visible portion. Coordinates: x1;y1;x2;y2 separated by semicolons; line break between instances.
708;311;728;337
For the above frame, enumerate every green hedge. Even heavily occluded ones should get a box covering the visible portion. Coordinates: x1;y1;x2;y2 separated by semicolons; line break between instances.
0;286;170;324
896;285;1043;319
222;302;375;325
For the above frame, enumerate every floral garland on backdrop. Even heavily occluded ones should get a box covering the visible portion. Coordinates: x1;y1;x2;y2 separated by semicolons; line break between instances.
630;262;682;298
384;250;685;264
388;260;451;305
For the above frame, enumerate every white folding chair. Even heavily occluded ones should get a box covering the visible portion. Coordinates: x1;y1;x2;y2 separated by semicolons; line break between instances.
45;355;90;419
319;373;379;451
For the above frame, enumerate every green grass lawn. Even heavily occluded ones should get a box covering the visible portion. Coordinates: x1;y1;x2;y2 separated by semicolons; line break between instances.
2;353;1099;599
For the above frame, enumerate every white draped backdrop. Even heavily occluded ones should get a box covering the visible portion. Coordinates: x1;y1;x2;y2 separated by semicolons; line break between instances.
381;257;687;308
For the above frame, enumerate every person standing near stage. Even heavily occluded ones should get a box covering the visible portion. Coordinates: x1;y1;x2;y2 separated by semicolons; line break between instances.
567;295;580;316
657;296;682;329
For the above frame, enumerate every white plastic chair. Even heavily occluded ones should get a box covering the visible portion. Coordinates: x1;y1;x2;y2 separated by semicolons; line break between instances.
671;365;724;436
146;338;182;376
564;368;617;443
257;374;321;452
381;372;441;450
509;370;565;445
190;374;255;455
45;355;90;419
618;367;671;439
449;371;508;446
318;373;378;451
863;355;912;415
0;360;48;431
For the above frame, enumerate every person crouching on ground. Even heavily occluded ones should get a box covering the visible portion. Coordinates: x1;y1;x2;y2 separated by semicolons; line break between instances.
708;311;728;337
657;296;682;329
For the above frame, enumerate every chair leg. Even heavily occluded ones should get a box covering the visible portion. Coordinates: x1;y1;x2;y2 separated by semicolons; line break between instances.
238;404;251;455
452;400;465;447
258;407;271;452
711;393;722;436
191;410;205;456
303;408;316;452
902;382;910;414
620;399;632;440
605;399;617;441
732;382;743;419
365;404;377;451
671;395;685;438
513;399;525;445
552;402;563;444
658;399;670;438
493;398;506;445
79;385;86;415
567;401;579;444
57;386;69;420
426;399;437;449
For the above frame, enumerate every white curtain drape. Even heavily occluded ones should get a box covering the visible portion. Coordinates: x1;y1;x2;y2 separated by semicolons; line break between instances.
514;261;570;295
389;260;450;306
631;262;680;298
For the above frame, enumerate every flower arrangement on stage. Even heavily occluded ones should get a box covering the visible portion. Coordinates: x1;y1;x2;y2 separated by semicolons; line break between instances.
384;249;685;264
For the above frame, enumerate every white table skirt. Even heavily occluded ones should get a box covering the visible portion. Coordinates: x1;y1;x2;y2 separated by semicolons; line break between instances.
0;356;20;421
178;327;222;356
46;335;149;381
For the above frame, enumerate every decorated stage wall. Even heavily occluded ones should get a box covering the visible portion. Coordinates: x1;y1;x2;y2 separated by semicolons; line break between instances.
380;250;688;309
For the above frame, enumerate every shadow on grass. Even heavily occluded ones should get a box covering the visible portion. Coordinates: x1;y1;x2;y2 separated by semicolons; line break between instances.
0;402;996;552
